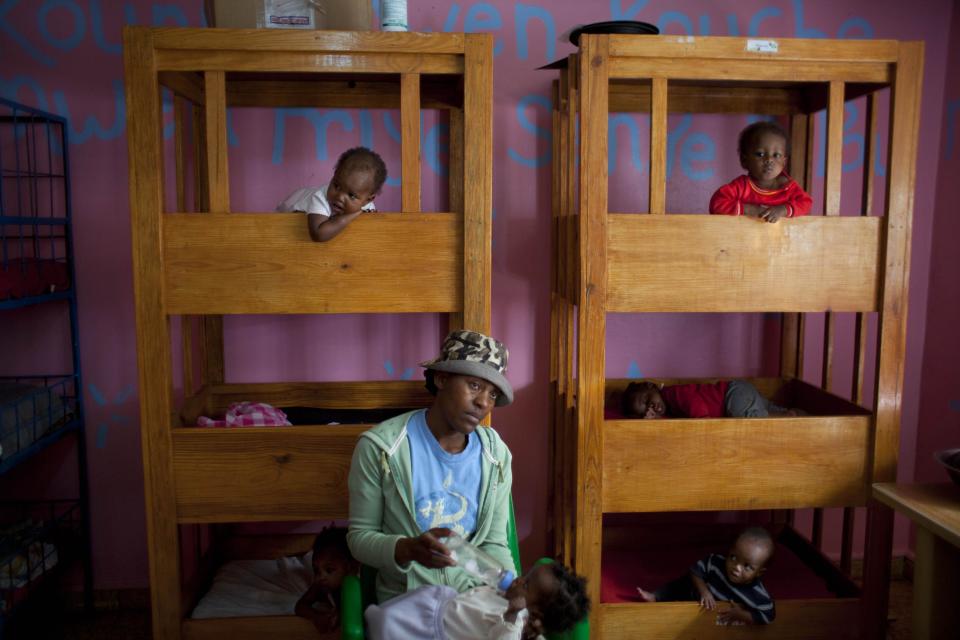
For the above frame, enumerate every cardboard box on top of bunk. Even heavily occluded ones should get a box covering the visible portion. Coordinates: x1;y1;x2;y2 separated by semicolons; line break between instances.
204;0;374;30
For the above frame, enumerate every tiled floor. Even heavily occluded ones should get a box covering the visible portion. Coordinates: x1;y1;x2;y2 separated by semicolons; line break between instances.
4;577;914;639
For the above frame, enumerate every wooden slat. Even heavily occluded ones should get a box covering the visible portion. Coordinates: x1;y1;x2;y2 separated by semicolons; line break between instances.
162;214;462;314
575;34;609;620
840;506;856;573
597;599;859;639
825;81;845;215
200;317;224;386
123;25;182;640
812;508;825;549
159;71;204;104
461;34;492;334
183;615;332;640
603;416;872;512
173;96;187;211
609;58;889;84
203;72;229;213
226;78;460;110
648;78;667;215
607;215;882;312
447;107;465;333
151;27;466;53
400;73;421;213
871;41;923;483
158;50;463;75
607;34;900;62
181;315;194;399
173;426;363;522
609;83;803;115
180;381;432;424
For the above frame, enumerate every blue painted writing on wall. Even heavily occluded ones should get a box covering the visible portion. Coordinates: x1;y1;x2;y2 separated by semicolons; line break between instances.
272;108;353;164
3;0;195;66
609;114;646;174
508;94;552;168
439;2;558;62
607;114;716;181
610;0;872;39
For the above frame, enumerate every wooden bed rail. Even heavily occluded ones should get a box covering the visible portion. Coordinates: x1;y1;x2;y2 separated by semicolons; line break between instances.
163;213;462;315
606;214;882;313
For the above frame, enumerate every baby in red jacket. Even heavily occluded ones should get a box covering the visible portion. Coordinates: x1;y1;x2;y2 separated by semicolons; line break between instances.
621;380;798;419
709;121;812;223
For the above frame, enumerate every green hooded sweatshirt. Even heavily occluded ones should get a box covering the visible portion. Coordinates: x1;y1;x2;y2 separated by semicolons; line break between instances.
347;409;515;603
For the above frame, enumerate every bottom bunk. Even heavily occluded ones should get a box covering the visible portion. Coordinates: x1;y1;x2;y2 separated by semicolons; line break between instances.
597;519;860;639
182;532;334;640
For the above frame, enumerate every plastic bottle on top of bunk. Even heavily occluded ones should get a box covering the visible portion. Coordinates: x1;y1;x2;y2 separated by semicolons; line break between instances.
442;532;515;593
380;0;408;31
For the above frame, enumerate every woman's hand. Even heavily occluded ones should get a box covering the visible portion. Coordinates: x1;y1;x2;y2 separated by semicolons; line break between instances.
394;527;455;568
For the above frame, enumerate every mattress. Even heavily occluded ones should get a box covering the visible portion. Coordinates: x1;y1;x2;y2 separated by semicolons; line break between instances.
191;552;313;618
0;258;70;300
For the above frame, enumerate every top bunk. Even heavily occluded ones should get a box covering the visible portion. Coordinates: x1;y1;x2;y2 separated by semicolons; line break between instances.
550;35;922;315
123;27;492;318
0;98;73;310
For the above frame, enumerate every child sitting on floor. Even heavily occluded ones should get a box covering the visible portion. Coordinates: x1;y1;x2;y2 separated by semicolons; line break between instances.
295;526;359;632
277;146;387;242
621;379;796;419
637;527;776;626
365;560;590;640
709;121;812;223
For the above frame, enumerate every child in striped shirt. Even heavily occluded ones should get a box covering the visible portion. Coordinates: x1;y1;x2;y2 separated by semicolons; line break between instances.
637;527;776;625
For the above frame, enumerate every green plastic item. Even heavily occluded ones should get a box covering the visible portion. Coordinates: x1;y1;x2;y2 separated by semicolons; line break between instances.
339;496;590;639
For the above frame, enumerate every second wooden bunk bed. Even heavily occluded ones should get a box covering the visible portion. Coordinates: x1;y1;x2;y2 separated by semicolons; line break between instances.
124;27;492;639
550;35;921;639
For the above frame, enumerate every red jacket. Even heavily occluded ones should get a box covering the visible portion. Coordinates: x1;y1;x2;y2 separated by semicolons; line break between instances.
661;381;731;418
709;174;812;218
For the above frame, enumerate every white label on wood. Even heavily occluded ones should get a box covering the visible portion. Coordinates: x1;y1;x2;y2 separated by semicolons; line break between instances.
746;39;779;53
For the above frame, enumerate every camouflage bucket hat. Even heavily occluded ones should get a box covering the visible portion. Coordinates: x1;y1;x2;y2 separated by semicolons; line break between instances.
420;330;513;406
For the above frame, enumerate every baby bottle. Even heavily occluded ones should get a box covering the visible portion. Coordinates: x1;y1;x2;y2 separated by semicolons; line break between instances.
442;532;515;592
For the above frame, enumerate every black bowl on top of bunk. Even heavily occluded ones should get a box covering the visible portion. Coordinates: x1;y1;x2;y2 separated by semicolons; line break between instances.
935;448;960;486
569;20;659;46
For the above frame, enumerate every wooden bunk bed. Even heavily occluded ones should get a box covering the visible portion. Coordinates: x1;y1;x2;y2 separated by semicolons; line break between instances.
123;27;492;639
549;36;922;638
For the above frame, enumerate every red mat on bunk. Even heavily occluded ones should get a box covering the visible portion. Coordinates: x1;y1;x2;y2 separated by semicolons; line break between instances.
0;259;69;300
601;525;839;604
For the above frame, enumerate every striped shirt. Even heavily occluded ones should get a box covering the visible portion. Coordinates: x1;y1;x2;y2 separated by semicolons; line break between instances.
691;553;776;624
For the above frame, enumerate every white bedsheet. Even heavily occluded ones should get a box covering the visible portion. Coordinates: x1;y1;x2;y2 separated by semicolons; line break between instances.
191;552;313;618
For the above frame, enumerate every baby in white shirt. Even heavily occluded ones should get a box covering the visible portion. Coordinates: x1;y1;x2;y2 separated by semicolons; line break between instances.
277;146;386;242
365;560;590;640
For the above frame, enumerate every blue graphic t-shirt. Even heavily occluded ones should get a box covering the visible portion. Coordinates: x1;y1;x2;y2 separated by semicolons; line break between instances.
407;409;482;537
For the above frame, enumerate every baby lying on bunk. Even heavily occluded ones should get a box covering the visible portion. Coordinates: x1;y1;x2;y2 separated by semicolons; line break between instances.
295;526;359;632
709;121;812;223
621;379;798;419
277;146;387;242
365;560;590;640
637;527;776;626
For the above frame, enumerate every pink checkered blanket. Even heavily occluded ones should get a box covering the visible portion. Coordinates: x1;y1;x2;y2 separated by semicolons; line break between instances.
197;402;291;428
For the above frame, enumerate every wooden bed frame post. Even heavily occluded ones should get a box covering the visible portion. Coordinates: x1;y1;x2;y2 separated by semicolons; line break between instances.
462;34;493;336
861;40;924;640
123;26;183;640
575;34;609;620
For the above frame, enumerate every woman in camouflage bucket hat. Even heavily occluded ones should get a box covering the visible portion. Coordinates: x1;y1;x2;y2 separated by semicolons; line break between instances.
347;330;516;604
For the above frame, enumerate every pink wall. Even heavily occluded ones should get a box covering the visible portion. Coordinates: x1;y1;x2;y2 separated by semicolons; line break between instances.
915;6;960;483
2;0;955;589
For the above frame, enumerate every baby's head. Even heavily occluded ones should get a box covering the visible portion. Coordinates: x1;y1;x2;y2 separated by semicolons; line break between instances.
725;527;774;585
737;121;789;185
621;381;666;419
326;147;388;217
505;561;590;638
311;526;358;594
